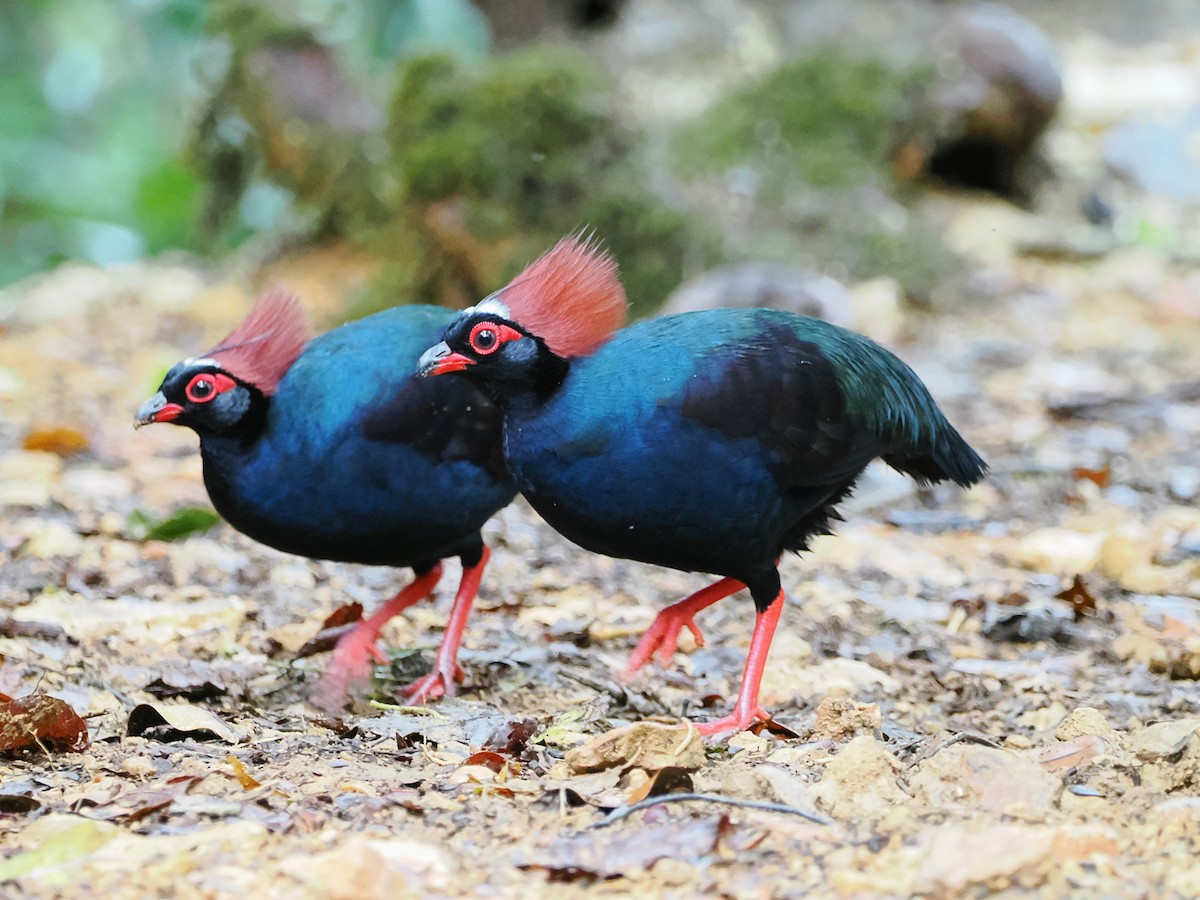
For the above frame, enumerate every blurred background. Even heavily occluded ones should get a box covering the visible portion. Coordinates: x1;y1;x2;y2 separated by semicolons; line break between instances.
2;0;1196;323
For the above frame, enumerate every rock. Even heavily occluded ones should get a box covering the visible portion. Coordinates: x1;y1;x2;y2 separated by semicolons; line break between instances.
791;658;899;698
1012;527;1105;575
21;520;85;560
848;278;904;344
813;735;905;819
811;697;881;742
661;265;852;326
565;721;705;774
913;823;1053;894
290;835;451;897
1128;718;1200;761
907;2;1062;199
1104;106;1200;201
1140;734;1200;794
1056;707;1125;754
908;743;1060;815
1017;701;1070;733
1049;824;1122;862
757;630;813;701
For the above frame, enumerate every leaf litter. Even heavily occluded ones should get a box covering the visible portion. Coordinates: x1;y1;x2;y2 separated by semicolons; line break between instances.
2;45;1200;900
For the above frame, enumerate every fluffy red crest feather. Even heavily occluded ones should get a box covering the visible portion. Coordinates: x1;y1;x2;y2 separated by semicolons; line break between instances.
205;287;311;395
494;235;628;357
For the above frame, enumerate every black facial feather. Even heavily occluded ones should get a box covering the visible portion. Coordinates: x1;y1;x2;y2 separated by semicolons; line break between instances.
360;377;508;480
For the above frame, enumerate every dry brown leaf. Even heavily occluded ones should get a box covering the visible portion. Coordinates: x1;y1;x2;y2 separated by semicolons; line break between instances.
78;775;202;823
1031;734;1106;771
1071;465;1111;488
227;755;262;790
1055;574;1098;622
22;426;90;458
517;816;725;880
0;692;89;754
624;765;694;804
126;703;245;744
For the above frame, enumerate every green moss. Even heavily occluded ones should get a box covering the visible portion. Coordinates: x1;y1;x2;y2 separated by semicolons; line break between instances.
352;49;707;318
671;49;961;304
677;49;929;190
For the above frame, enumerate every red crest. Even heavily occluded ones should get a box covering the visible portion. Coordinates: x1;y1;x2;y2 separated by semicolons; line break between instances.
495;235;627;357
205;287;311;395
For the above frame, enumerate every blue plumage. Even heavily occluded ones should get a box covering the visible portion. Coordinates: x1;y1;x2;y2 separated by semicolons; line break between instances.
137;297;515;709
499;309;983;591
207;306;512;567
420;238;987;737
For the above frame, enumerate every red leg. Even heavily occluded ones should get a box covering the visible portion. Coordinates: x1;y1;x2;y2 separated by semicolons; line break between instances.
693;591;785;737
403;545;491;703
310;564;444;713
621;577;745;679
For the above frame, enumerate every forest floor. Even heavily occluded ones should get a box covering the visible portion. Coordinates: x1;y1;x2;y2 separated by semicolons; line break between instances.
4;42;1200;900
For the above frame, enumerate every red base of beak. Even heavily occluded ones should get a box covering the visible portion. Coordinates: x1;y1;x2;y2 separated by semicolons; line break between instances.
428;354;474;375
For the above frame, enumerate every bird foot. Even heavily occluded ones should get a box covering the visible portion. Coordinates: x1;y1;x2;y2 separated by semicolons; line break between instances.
621;610;707;679
309;625;388;713
401;662;466;704
692;706;771;738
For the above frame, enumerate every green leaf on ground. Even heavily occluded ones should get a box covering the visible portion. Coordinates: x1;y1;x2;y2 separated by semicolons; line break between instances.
126;507;221;542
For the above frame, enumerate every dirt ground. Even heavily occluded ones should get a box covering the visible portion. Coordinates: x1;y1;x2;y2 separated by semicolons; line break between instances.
4;42;1200;900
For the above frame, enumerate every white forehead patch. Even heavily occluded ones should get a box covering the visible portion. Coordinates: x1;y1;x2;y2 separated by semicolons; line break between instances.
186;357;219;369
475;296;511;319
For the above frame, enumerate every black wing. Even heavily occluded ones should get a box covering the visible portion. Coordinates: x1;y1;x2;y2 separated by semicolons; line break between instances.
679;324;883;489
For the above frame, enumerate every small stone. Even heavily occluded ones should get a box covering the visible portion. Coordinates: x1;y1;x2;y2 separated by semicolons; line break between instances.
565;721;705;774
1169;467;1200;502
1128;718;1200;761
22;520;85;559
811;697;882;742
1012;528;1105;575
909;743;1060;815
813;735;906;819
914;823;1053;894
791;658;899;697
1056;707;1122;746
121;756;156;780
1017;701;1070;733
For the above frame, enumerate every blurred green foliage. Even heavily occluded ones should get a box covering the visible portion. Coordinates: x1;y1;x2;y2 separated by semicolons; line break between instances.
1;1;957;310
0;0;207;285
358;50;700;317
0;0;500;289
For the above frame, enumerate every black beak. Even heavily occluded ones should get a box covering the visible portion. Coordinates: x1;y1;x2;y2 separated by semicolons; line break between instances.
417;341;474;377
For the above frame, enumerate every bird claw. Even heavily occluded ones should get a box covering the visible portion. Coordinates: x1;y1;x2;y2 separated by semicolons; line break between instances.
401;662;466;704
622;611;707;678
691;706;771;738
310;625;387;712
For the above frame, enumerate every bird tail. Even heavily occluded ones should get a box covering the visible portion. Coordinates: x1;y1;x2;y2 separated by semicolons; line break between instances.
883;419;988;488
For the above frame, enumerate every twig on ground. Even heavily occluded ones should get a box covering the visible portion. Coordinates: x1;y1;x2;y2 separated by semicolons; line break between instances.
591;792;832;829
368;700;446;717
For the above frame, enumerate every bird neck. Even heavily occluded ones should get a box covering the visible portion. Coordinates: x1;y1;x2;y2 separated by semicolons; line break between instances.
478;339;571;412
195;396;270;456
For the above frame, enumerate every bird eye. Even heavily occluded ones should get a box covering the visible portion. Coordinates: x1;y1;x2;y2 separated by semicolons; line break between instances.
469;323;499;354
186;375;216;403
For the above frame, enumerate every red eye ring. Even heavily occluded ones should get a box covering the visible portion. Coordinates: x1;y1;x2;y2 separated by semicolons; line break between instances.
468;321;522;356
186;372;236;404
